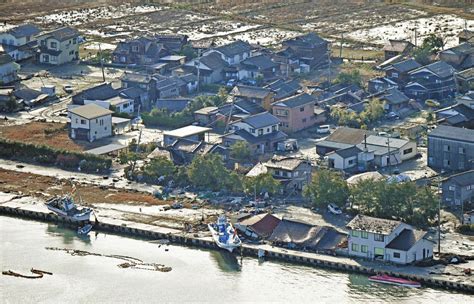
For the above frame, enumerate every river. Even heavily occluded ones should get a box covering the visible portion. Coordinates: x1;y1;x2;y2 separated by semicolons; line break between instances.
1;216;472;303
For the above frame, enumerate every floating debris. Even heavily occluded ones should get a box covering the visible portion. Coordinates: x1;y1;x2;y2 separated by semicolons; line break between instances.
2;268;53;279
45;247;172;272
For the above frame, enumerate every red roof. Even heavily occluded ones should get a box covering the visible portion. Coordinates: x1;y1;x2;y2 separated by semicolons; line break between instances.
249;213;281;238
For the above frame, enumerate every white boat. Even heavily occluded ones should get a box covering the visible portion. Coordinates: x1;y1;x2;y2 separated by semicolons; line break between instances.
45;195;92;222
208;215;242;253
78;224;93;236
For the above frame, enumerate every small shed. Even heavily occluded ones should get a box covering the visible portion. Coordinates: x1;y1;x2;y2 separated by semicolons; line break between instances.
85;143;127;156
162;125;211;147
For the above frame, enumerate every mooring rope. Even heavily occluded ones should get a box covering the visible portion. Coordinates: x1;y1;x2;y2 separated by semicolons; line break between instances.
2;268;53;279
45;247;172;272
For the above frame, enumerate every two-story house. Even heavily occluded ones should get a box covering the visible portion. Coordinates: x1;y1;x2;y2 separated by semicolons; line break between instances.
264;156;312;192
68;103;113;142
428;125;474;172
442;170;474;207
231;85;275;110
223;112;287;154
120;72;156;109
405;61;456;101
154;34;188;53
382;39;414;60
0;53;20;84
347;215;433;264
384;58;421;87
234;54;278;81
0;24;41;61
379;87;411;113
36;27;80;65
204;40;252;66
438;42;473;71
280;32;329;69
112;37;168;65
272;93;316;133
72;83;118;106
180;52;228;84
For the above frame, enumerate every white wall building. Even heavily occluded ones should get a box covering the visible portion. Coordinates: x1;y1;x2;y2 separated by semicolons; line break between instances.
37;27;79;65
347;214;434;264
68;104;113;142
0;24;41;61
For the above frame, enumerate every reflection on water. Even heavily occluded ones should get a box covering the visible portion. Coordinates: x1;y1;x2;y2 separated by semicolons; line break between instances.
45;223;92;245
209;250;242;273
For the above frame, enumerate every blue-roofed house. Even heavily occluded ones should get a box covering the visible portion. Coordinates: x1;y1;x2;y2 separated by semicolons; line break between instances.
384;58;421;87
405;61;456;101
0;24;41;61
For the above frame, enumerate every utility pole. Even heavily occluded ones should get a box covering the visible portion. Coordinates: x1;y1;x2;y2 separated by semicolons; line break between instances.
438;181;441;255
327;43;331;84
386;136;391;175
339;33;343;59
195;49;201;93
414;28;418;48
98;43;106;82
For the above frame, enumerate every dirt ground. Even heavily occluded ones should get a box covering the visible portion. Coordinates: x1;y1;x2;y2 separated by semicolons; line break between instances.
0;121;91;152
0;168;166;206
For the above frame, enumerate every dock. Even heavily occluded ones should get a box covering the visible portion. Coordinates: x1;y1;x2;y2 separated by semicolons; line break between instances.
1;201;473;294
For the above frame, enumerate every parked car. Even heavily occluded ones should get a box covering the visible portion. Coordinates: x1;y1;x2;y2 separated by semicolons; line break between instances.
327;203;342;215
386;112;400;120
425;99;440;108
316;124;331;134
63;85;74;94
226;79;237;87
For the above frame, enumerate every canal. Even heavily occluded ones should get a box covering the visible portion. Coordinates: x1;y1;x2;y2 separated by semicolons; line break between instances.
1;216;472;303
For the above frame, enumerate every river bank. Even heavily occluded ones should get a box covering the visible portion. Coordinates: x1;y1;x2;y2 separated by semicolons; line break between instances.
1;194;473;295
2;216;474;303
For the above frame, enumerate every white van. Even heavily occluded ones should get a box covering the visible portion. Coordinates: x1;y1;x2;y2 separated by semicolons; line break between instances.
316;125;330;134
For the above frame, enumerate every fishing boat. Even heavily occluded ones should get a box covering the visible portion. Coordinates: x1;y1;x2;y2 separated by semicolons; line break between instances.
368;274;421;288
208;215;242;253
45;195;92;222
78;224;93;236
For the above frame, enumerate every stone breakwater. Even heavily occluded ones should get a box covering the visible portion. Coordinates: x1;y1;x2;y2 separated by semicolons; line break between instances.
1;203;473;294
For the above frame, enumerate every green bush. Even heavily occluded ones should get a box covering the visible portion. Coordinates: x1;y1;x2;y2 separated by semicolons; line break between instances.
0;138;111;173
457;224;474;234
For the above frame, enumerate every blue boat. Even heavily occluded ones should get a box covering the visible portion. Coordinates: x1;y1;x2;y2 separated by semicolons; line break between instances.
208;215;242;253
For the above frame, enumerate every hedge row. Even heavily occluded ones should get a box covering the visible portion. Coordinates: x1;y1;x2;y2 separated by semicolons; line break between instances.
0;138;112;173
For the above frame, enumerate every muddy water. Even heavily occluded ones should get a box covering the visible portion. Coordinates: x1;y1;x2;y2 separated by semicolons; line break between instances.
1;216;471;303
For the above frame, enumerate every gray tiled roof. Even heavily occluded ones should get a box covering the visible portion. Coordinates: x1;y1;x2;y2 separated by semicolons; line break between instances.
327;127;373;145
410;61;455;78
428;125;474;143
347;214;401;235
386;229;427;251
199;52;228;70
215;40;252;57
331;146;362;158
72;83;118;105
69;103;113;119
232;85;272;99
242;54;277;70
5;24;40;38
241;112;280;129
40;27;79;42
444;170;474;186
273;93;315;108
390;59;421;73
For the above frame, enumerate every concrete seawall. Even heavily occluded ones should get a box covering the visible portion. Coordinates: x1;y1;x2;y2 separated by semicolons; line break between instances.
1;204;473;294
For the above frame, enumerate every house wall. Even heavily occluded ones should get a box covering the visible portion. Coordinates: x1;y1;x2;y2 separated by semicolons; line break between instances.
374;150;402;167
428;136;474;171
0;33;34;61
399;141;417;161
69;113;112;142
0;62;20;84
386;238;433;264
442;179;474;206
231;121;279;137
38;36;79;65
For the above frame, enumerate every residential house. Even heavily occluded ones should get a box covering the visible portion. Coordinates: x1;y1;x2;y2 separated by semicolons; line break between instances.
0;24;41;61
428;125;474;171
405;61;456;101
361;135;417;168
0;53;20;84
384;58;421;87
120;73;156;108
272;93;316;133
166;138;228;165
235;213;281;239
316;127;374;156
382;40;414;60
104;96;134;114
112;117;132;135
379;87;411;113
441;170;474;207
154;34;188;53
265;78;301;101
231;85;275;110
68;103;113;142
155;98;191;113
368;77;398;94
239;54;278;80
436;100;474;129
204;40;252;66
269;219;347;253
0;88;15;111
438;42;473;71
280;32;329;68
119;87;148;111
14;87;49;107
154;77;180;99
162;125;211;147
72;83;118;106
223;112;287;155
179;73;198;95
112;37;168;65
181;52;228;84
455;68;474;94
327;146;365;172
264;156;312;192
347;214;434;264
36;27;79;65
194;106;220;126
158;55;187;71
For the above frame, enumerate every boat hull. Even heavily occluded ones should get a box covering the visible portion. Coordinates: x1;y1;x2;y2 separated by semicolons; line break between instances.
208;224;241;253
46;205;92;222
369;275;421;288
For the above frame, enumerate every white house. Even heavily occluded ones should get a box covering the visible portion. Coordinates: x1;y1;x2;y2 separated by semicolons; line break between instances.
0;24;41;61
203;40;252;65
84;95;134;115
37;27;80;65
68;104;113;142
360;135;417;168
347;214;434;264
0;53;20;84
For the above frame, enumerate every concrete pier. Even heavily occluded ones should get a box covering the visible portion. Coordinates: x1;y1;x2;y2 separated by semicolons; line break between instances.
1;202;473;294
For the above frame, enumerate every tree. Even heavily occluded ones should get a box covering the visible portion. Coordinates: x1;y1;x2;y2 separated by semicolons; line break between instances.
330;107;360;128
187;154;240;192
303;170;349;208
119;151;141;178
142;156;175;182
6;96;18;112
244;173;281;196
255;75;264;86
230;141;251;163
412;46;432;66
180;44;197;59
360;98;384;124
335;70;362;87
421;34;444;53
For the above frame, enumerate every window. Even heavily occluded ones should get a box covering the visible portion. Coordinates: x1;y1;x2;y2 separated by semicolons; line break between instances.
351;243;359;252
50;41;57;49
449;185;455;191
300;106;305;112
73;38;77;44
443;145;450;152
132;45;138;52
374;234;384;242
302;118;307;123
392;72;399;78
258;129;263;136
361;245;368;253
459;161;465;170
99;120;104;126
403;148;413;155
348;159;355;165
96;119;98;123
272;125;276;132
459;147;465;154
250;128;255;134
351;230;360;237
443;159;450;167
393;252;400;258
361;231;368;239
267;128;270;132
75;118;78;123
80;119;86;125
374;247;384;257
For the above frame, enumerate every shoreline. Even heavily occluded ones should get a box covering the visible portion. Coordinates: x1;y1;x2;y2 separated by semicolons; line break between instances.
1;202;473;294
